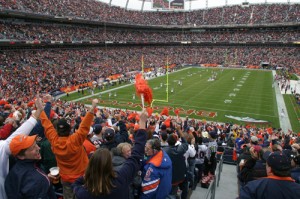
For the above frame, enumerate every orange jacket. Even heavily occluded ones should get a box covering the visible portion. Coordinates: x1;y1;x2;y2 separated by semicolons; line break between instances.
83;139;96;156
40;111;94;183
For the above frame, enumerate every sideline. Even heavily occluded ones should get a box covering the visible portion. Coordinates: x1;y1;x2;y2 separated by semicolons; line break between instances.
273;70;292;132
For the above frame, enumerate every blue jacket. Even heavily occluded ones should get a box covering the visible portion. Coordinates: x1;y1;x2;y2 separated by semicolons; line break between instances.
140;150;172;199
240;176;300;199
5;159;56;199
72;129;147;199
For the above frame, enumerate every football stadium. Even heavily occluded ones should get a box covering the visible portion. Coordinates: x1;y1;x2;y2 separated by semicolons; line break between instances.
1;0;300;199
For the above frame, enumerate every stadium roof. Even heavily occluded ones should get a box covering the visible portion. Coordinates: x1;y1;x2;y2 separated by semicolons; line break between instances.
97;0;300;11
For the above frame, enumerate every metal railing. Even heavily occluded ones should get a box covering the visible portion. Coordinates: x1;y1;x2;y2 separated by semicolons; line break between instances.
204;155;224;199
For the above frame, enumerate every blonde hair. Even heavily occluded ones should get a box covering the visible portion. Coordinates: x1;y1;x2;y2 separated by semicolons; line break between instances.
117;142;132;154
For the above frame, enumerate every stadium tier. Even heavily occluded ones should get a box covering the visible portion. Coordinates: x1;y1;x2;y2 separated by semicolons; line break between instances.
1;2;300;199
0;1;300;26
0;21;299;43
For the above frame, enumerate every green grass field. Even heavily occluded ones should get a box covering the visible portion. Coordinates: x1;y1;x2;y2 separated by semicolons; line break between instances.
283;95;300;133
62;68;280;127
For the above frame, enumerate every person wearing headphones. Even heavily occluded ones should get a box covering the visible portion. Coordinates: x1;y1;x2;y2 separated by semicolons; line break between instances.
141;138;172;199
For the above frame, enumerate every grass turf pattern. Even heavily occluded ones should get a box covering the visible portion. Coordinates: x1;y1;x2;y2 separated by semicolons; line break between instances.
63;68;280;128
283;95;300;133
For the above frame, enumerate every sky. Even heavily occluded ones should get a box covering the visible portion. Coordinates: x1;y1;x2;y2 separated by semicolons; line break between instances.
97;0;300;11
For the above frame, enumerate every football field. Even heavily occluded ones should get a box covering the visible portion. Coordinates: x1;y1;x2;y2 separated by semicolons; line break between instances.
65;67;280;127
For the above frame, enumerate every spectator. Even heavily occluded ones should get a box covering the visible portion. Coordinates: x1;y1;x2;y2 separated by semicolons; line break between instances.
39;98;98;199
0;94;43;199
184;133;197;190
240;151;300;199
72;109;148;199
83;127;97;157
238;145;267;186
195;137;207;184
4;134;56;198
291;154;300;183
164;125;189;199
141;138;172;199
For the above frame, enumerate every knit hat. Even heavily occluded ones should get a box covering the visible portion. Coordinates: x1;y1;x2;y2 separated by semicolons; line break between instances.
10;134;37;156
56;118;71;136
267;151;291;171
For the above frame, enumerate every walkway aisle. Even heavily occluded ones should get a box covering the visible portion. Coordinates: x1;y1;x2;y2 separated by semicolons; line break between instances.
273;70;292;132
190;164;238;199
215;164;238;199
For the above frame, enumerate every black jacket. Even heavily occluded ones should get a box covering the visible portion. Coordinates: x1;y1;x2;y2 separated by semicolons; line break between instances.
163;138;188;184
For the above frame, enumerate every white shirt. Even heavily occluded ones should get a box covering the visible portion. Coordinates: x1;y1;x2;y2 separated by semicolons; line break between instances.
0;117;37;199
196;144;208;165
184;144;196;167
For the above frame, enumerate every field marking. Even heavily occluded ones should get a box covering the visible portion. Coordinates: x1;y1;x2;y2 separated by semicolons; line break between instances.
180;69;234;106
163;70;275;110
70;67;192;102
167;102;278;118
176;69;275;116
187;99;275;113
288;95;300;125
107;97;278;118
73;68;278;120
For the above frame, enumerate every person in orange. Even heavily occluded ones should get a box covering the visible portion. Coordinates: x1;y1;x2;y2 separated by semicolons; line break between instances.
39;98;98;199
83;127;97;157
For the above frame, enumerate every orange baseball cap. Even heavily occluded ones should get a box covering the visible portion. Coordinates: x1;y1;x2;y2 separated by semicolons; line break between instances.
10;134;37;156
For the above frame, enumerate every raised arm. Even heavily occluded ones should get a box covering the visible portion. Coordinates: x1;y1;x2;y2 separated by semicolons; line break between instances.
117;109;147;184
5;94;43;154
69;99;98;145
176;124;188;154
39;96;57;143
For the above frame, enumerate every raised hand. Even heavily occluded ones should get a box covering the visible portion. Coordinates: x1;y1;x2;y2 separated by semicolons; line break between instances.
35;93;44;110
91;99;98;109
139;109;148;129
89;99;99;113
33;92;44;119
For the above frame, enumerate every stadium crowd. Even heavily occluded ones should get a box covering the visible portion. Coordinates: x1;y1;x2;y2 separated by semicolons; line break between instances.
1;90;300;199
0;2;300;198
1;46;299;101
1;20;299;43
1;0;300;26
